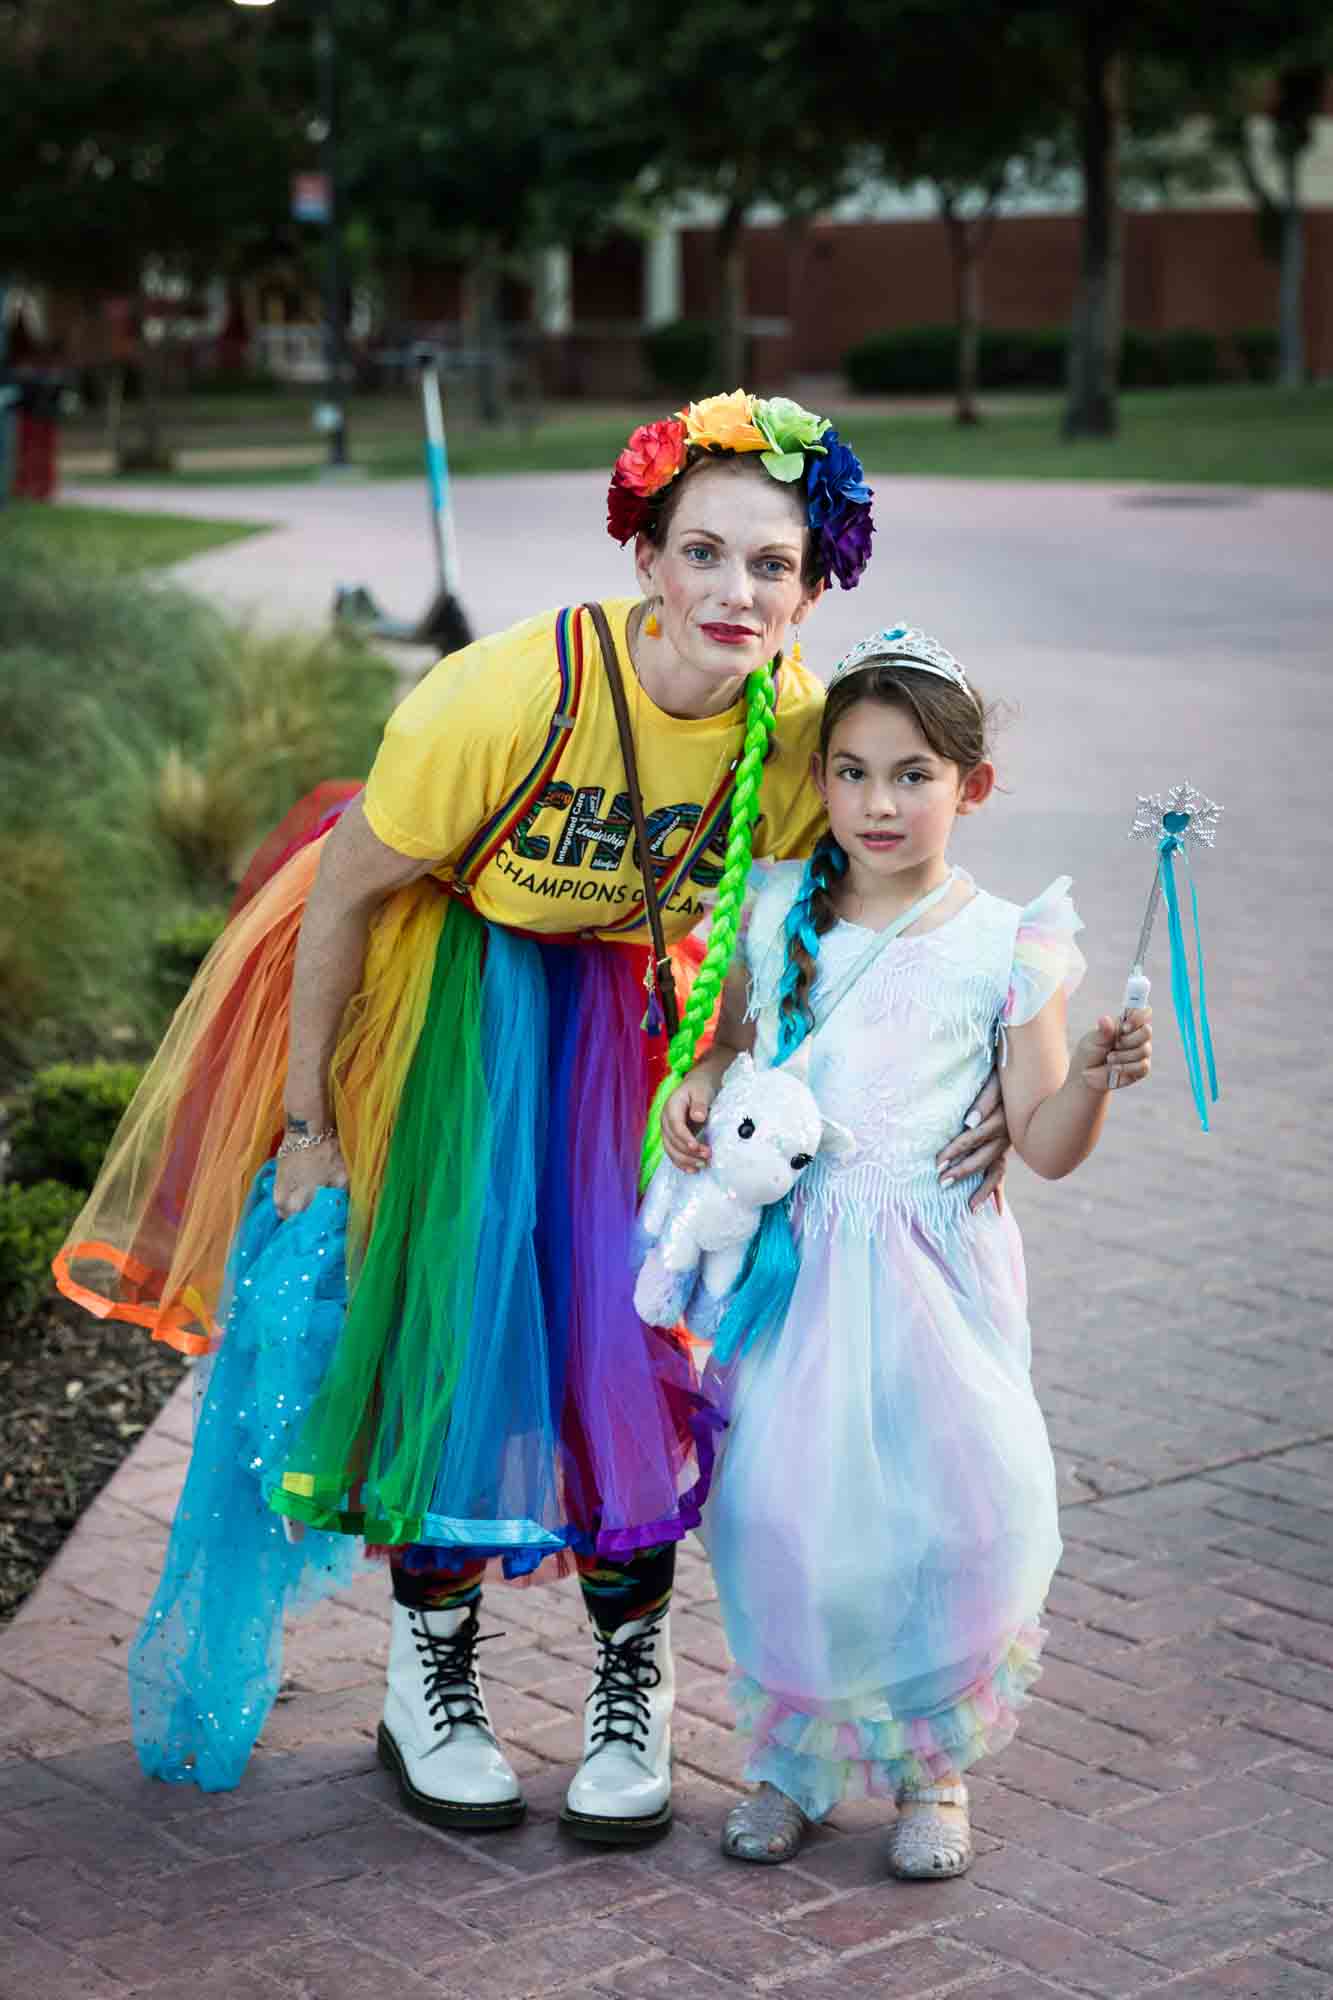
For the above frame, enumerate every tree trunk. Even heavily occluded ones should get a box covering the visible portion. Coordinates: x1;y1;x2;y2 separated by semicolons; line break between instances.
715;192;748;387
1064;17;1123;440
943;199;992;428
1273;64;1324;388
1225;64;1322;390
468;252;504;427
105;367;125;468
117;339;174;475
779;209;813;390
1278;176;1305;387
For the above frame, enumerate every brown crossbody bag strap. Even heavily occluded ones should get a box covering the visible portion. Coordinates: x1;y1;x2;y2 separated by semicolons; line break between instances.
582;601;680;1040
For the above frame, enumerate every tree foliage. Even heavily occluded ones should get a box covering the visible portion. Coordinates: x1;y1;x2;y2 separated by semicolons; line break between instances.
838;2;1070;422
335;0;651;269
1;0;1322;425
0;0;305;292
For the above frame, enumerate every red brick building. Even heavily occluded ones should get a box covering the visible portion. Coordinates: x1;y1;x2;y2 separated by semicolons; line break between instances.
402;120;1333;393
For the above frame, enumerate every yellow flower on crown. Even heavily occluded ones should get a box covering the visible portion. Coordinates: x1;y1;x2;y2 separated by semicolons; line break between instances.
678;388;768;454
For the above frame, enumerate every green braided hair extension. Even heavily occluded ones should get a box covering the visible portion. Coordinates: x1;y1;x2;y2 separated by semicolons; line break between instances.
638;660;778;1194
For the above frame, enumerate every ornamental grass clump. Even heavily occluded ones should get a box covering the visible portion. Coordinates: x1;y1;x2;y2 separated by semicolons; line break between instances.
0;534;396;1080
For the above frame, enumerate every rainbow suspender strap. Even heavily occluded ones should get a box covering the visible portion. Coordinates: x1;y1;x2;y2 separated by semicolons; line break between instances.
452;606;764;937
452;604;587;893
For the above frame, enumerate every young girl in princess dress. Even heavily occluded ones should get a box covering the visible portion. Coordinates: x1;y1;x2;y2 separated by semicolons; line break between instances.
660;625;1153;1877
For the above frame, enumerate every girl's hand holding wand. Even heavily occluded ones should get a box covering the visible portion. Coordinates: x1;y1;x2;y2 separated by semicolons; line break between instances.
1078;1006;1153;1094
1001;996;1154;1182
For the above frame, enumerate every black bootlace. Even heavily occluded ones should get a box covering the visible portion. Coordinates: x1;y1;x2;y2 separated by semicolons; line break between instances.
412;1606;499;1738
588;1616;664;1755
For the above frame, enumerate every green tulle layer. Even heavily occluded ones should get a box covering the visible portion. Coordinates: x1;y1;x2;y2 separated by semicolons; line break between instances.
272;903;489;1540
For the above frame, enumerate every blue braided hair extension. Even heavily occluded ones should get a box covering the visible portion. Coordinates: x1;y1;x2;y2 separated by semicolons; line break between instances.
775;831;848;1065
710;1201;800;1367
710;831;847;1367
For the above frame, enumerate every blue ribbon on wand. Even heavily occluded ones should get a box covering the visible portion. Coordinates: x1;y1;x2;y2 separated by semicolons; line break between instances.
1157;832;1219;1130
1123;786;1222;1133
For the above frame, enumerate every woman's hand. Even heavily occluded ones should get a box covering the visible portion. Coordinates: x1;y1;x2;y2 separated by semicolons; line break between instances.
937;1066;1012;1213
1077;1006;1153;1095
274;1133;349;1218
661;1072;719;1173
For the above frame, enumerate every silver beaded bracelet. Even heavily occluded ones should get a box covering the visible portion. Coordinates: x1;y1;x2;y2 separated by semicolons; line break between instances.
276;1125;338;1159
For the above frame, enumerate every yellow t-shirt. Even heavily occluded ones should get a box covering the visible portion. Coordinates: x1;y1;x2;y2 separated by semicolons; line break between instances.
363;598;828;943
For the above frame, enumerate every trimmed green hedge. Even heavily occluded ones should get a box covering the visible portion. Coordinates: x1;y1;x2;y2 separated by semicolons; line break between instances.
153;908;229;1019
842;324;1226;395
0;1179;83;1321
1233;328;1280;383
843;325;1066;394
6;1061;145;1192
1121;328;1221;388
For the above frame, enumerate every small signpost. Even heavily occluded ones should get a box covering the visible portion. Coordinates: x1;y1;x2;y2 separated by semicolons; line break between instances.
290;173;331;225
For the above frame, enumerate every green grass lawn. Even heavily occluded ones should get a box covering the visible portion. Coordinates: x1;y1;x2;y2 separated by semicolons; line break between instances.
62;385;1333;491
840;385;1333;488
360;386;1333;487
0;501;270;570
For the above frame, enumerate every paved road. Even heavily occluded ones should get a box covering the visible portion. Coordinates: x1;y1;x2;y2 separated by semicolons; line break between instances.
3;471;1333;1998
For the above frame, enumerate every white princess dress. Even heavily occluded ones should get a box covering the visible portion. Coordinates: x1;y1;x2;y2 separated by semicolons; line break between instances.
702;863;1086;1820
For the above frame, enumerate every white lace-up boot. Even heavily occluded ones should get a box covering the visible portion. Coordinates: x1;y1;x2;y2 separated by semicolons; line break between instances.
561;1608;673;1845
377;1600;525;1831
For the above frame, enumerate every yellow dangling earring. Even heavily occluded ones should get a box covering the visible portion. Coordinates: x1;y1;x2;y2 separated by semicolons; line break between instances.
644;603;662;638
790;634;804;667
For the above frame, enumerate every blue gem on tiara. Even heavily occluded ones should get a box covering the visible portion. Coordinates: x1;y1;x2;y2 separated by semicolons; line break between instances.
828;625;970;693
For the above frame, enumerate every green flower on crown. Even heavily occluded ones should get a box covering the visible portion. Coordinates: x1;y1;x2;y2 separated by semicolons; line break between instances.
752;396;831;483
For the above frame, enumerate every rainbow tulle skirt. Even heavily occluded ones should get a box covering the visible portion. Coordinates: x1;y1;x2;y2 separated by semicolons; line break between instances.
56;827;715;1572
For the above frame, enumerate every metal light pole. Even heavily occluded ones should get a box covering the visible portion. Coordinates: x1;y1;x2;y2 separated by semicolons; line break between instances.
312;0;348;467
234;0;348;469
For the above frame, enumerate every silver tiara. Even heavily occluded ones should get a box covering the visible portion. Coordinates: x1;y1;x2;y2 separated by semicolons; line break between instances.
826;624;971;696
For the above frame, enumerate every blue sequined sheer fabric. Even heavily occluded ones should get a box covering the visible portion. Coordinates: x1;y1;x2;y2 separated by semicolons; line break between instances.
129;1165;367;1789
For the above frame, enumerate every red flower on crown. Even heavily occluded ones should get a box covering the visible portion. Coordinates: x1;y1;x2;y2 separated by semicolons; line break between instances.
607;472;652;545
616;418;688;498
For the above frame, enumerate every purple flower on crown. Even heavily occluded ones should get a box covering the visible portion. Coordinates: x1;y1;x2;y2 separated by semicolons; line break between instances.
821;504;875;590
807;429;874;588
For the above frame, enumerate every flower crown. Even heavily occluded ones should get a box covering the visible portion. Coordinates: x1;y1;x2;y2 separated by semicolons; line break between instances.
606;388;875;591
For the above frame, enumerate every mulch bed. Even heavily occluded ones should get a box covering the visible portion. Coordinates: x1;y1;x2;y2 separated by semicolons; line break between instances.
0;1304;185;1623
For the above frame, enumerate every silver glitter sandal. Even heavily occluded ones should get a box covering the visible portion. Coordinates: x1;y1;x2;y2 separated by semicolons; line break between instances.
721;1782;810;1864
886;1780;973;1880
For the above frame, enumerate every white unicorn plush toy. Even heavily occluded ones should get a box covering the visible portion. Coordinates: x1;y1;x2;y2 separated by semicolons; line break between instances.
634;1047;853;1332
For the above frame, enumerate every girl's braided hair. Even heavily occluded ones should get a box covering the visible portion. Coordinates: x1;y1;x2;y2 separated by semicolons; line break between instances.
638;662;778;1191
775;833;846;1061
775;659;991;1061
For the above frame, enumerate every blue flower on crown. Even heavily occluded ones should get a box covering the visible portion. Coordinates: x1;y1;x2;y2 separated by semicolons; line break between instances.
806;429;874;589
806;430;871;527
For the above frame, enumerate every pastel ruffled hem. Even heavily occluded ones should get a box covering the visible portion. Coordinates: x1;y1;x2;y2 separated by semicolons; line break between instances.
732;1621;1046;1821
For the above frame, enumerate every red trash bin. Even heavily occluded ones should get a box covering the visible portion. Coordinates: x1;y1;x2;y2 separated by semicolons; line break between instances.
12;376;62;500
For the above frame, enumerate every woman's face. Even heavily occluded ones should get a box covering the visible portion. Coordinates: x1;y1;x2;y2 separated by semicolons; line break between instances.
635;459;822;686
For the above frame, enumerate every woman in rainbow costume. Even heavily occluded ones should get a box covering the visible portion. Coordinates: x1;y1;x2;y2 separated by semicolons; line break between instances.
55;389;1007;1844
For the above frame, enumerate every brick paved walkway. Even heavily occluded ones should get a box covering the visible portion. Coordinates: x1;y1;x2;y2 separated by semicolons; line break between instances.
4;475;1332;1998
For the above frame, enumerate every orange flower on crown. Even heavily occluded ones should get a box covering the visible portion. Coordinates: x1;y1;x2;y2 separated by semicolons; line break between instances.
679;389;767;454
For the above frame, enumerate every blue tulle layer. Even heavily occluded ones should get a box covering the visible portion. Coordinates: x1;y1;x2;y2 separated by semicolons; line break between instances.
129;1164;368;1789
394;927;711;1571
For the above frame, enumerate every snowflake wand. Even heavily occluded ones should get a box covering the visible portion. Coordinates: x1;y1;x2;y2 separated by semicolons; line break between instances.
1121;782;1222;1131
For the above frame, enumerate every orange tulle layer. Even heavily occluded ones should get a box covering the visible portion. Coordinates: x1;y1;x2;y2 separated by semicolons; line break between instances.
54;822;710;1357
54;835;448;1355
